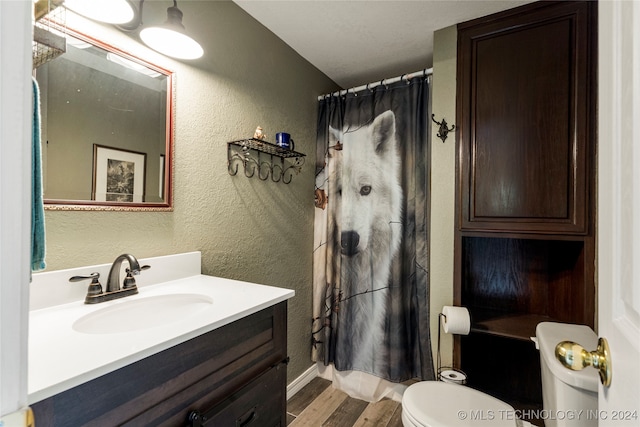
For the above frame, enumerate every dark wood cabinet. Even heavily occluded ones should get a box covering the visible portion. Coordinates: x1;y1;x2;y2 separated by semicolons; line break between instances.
32;302;288;427
454;1;596;412
457;0;596;235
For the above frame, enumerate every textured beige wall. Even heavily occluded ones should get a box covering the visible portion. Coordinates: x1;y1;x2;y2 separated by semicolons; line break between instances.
42;1;337;384
430;25;457;369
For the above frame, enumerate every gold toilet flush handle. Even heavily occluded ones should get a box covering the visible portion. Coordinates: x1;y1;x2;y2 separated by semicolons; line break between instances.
555;337;612;387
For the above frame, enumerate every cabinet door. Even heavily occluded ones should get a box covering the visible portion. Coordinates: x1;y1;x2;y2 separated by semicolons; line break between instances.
457;1;595;234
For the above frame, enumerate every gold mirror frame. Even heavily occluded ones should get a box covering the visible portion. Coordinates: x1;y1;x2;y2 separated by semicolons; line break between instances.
41;27;174;211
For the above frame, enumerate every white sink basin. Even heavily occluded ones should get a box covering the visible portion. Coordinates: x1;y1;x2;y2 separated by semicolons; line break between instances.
72;293;213;334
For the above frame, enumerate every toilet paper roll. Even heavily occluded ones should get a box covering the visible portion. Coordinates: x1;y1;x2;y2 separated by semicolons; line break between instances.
440;369;467;384
442;306;470;335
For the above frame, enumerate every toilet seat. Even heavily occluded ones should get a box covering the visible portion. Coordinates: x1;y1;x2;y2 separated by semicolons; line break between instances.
402;381;517;426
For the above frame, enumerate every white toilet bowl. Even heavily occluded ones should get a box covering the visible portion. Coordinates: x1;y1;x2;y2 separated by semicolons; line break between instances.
401;322;598;427
401;381;525;426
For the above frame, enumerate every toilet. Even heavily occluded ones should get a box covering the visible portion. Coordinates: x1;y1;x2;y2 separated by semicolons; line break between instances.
536;322;599;427
401;322;599;426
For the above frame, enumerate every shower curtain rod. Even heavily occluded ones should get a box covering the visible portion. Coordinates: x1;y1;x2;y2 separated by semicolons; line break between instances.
318;67;432;100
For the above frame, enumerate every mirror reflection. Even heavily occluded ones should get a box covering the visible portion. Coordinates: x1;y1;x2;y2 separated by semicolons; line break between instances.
35;30;173;209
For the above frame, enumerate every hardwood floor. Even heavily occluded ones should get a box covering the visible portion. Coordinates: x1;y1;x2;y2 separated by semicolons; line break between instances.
286;377;545;427
287;378;404;427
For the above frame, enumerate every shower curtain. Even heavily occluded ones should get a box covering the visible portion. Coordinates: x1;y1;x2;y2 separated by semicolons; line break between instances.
312;74;434;401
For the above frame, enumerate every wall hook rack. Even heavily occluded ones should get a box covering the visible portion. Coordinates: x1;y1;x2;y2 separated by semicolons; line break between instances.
227;138;306;184
432;114;456;143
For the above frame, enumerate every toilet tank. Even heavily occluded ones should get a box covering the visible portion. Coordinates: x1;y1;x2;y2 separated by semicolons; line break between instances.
536;322;599;427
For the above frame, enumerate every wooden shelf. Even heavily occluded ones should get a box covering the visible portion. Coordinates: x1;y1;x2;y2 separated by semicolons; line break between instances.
470;311;556;341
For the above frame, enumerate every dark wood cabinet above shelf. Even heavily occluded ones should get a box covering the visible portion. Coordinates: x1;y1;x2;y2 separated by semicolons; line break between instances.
456;0;596;236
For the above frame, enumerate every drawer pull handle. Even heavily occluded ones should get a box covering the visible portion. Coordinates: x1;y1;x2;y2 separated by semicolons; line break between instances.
236;406;258;427
187;410;204;427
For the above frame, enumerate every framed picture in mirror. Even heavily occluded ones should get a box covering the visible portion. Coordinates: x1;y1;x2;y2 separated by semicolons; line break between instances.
92;145;146;203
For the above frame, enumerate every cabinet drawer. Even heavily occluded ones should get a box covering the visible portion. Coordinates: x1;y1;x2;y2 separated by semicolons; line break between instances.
188;363;286;427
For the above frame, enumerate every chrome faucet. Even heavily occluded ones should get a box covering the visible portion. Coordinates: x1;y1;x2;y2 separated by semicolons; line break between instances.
70;254;150;304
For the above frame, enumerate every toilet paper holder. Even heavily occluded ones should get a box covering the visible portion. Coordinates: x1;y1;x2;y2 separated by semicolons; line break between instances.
436;311;467;384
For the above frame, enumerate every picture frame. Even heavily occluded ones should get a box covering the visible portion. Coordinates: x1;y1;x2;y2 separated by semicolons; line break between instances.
92;144;146;203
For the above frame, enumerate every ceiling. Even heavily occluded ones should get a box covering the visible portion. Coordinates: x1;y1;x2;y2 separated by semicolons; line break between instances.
233;0;534;89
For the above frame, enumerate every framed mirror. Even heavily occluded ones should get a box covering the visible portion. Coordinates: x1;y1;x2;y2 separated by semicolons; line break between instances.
35;28;174;211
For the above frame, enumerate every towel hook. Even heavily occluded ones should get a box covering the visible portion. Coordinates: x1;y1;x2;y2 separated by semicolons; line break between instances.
431;114;456;143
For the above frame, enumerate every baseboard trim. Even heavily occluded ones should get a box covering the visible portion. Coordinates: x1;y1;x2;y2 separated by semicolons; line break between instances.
287;364;319;401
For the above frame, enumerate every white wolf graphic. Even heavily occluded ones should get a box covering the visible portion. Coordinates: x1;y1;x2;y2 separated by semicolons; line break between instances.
327;110;403;374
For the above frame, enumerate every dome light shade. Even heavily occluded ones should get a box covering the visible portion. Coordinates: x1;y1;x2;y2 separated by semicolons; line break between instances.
139;5;203;60
64;0;135;25
140;27;204;60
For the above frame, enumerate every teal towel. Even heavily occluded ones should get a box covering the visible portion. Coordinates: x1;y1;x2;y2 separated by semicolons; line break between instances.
32;77;46;272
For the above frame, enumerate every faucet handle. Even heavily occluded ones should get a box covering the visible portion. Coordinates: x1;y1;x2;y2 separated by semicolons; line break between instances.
123;265;150;289
126;264;150;275
69;272;103;297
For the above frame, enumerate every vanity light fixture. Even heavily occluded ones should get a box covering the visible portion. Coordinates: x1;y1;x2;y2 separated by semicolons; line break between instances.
139;1;204;60
64;0;204;61
63;0;135;25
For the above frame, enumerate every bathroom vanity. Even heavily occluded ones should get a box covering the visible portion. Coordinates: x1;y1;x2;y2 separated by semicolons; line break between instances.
28;252;294;426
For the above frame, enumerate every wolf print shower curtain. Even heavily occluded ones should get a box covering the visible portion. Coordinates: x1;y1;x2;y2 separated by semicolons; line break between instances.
312;75;434;392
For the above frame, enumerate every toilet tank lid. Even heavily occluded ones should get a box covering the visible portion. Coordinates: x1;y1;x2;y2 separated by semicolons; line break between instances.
536;322;599;392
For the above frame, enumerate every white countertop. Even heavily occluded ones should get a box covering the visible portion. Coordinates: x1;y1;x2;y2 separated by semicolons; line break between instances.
28;253;294;404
